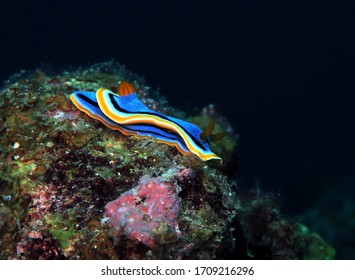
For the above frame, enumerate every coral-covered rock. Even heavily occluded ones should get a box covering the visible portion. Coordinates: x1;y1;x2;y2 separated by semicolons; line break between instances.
0;61;334;259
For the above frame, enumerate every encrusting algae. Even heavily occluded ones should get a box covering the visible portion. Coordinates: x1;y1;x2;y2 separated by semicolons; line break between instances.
0;61;334;259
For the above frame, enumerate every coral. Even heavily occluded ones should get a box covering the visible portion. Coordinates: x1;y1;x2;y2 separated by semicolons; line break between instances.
104;176;181;248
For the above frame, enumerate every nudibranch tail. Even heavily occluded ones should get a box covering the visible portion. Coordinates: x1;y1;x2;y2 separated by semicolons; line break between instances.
70;81;222;163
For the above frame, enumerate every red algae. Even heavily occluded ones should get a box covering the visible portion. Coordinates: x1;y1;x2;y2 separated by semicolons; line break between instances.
104;176;181;248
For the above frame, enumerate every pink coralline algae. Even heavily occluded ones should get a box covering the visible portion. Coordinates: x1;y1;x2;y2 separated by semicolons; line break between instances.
104;176;182;248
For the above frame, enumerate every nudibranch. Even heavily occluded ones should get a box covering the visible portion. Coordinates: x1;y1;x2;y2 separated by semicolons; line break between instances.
70;81;222;163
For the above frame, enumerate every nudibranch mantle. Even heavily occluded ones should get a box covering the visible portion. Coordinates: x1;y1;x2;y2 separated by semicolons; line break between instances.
70;82;222;163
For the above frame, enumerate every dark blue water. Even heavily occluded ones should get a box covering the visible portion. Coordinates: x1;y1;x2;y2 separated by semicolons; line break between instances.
1;0;354;258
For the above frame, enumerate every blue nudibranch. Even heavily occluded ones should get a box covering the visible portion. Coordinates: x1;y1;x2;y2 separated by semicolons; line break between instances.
70;81;222;163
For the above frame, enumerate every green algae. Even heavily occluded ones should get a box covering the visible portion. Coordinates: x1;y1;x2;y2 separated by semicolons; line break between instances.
11;160;37;177
298;224;336;260
94;166;115;180
203;180;217;193
46;211;79;251
9;160;47;194
182;205;222;244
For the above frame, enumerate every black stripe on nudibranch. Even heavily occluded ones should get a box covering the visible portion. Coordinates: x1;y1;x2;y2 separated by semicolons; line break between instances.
77;93;100;108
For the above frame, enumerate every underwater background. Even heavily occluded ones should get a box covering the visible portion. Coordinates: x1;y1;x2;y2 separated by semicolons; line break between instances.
0;1;354;259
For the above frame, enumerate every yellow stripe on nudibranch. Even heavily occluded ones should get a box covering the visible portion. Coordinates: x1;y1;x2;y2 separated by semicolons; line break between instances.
96;88;222;162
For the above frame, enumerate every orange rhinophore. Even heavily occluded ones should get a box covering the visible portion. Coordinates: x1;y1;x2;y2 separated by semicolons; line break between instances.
118;80;136;96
